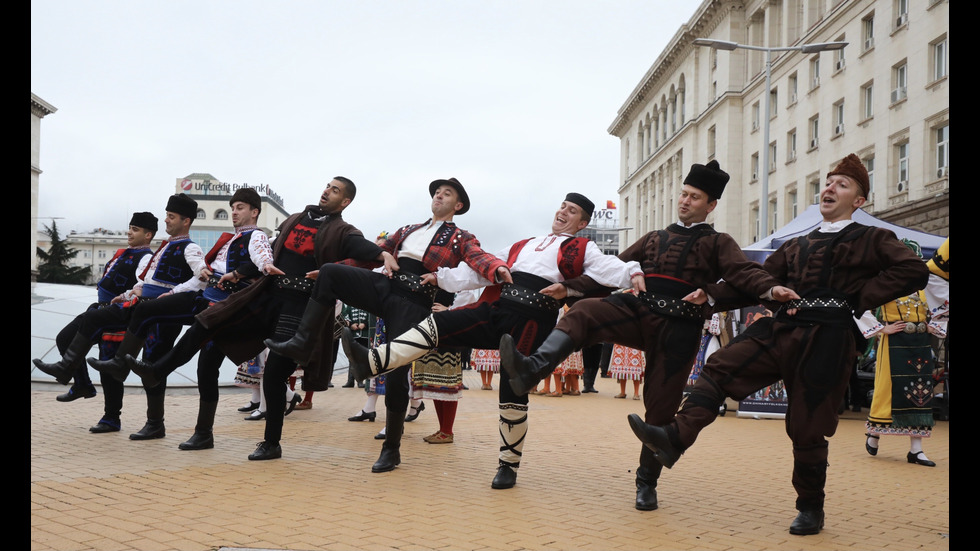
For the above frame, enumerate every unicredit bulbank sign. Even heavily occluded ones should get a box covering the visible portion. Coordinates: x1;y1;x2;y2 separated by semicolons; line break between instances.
177;177;284;208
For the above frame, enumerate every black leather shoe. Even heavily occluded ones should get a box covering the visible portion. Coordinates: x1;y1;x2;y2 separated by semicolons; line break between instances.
284;394;302;416
244;410;266;421
32;359;74;386
405;402;425;422
582;386;598;394
248;441;282;461
129;419;165;440
87;356;130;383
237;401;260;412
907;451;936;467
178;431;214;450
491;465;517;489
789;509;825;535
374;431;386;440
348;410;377;422
635;480;659;511
124;355;163;389
865;434;878;456
371;447;400;472
627;414;679;469
57;385;97;402
89;418;121;433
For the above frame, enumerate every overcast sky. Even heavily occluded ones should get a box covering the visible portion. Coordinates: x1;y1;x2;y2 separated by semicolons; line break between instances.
32;0;695;253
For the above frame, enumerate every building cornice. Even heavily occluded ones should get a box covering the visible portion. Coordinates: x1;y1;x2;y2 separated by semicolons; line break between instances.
607;0;737;137
31;93;57;118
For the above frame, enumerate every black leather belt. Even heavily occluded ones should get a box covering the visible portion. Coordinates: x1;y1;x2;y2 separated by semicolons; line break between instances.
273;275;314;293
637;291;702;320
392;271;438;301
499;284;560;312
207;275;248;293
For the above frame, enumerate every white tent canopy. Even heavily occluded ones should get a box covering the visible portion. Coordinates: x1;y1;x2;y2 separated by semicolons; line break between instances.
743;204;945;262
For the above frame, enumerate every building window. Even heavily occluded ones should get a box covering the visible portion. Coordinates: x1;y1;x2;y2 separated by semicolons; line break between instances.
809;56;820;90
751;152;759;181
215;209;229;221
833;100;845;137
896;142;910;193
788;72;798;104
936;124;949;177
789;189;799;218
891;62;907;103
809;115;819;149
895;0;909;29
708;126;717;159
862;13;875;52
863;156;876;203
931;36;948;81
787;129;797;162
769;142;777;172
833;35;846;72
97;249;106;259
769;88;778;118
769;199;778;233
752;102;760;132
810;179;821;205
196;208;206;220
861;82;874;120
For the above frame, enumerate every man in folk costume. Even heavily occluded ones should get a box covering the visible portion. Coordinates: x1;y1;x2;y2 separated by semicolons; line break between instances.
625;154;930;535
91;188;275;450
500;161;789;510
127;177;384;461
34;194;207;439
266;178;509;470
335;193;643;489
33;212;157;432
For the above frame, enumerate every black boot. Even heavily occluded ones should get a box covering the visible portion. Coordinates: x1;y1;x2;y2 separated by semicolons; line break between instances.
125;327;204;389
178;400;217;450
499;330;576;396
627;414;681;469
342;328;374;382
264;298;331;365
635;447;662;510
789;509;825;535
371;411;404;473
88;333;145;383
130;393;166;440
33;333;92;386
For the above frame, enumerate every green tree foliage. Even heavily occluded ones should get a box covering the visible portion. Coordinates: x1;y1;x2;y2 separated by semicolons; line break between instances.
36;221;91;284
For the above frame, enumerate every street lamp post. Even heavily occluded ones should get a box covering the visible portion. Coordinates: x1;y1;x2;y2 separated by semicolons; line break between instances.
692;39;847;238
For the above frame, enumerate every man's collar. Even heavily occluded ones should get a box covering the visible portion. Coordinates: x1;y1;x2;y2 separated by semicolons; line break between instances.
675;220;709;229
818;219;855;233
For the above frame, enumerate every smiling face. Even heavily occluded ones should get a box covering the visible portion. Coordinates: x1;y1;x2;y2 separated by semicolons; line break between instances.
430;184;463;220
676;185;716;225
164;211;191;237
127;225;154;248
318;179;352;214
819;174;866;223
551;201;590;234
230;201;259;228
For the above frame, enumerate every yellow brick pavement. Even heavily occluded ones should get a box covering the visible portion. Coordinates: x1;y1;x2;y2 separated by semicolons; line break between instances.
31;371;949;551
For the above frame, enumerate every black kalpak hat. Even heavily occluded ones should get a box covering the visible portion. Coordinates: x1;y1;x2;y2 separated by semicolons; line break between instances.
429;178;470;215
683;160;729;200
230;187;262;213
129;212;158;233
564;192;595;218
166;193;198;219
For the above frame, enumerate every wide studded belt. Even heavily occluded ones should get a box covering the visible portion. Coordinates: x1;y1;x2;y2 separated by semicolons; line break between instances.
499;284;560;312
392;271;438;301
273;275;314;293
207;275;248;293
785;297;852;310
637;291;702;320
